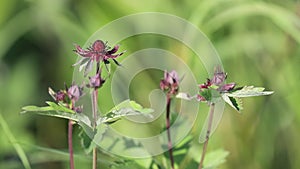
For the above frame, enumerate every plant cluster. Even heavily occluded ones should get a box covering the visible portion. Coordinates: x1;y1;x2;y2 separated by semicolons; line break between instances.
21;39;273;169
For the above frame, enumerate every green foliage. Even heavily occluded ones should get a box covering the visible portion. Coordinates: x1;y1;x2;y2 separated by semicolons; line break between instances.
99;100;153;124
202;149;229;169
222;86;273;112
1;0;299;168
21;99;153;156
0;113;31;169
21;101;85;123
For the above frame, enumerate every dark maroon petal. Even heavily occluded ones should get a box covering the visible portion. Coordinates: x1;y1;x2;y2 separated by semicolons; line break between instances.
107;45;119;54
92;40;105;52
55;91;66;102
199;79;211;89
74;45;91;57
199;84;208;89
219;83;236;92
112;59;121;66
104;53;123;60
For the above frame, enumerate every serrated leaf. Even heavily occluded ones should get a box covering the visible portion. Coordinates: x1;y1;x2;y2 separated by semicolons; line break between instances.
203;149;229;169
110;99;154;114
221;94;243;113
21;104;78;121
97;108;151;125
46;101;76;114
97;100;153;125
21;102;92;128
227;86;274;98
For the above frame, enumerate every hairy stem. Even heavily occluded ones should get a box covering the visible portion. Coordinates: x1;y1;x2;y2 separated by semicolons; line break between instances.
91;89;98;169
198;102;215;169
68;120;75;169
166;95;174;169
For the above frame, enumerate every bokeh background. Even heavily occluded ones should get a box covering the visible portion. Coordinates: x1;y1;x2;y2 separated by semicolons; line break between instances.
0;0;300;169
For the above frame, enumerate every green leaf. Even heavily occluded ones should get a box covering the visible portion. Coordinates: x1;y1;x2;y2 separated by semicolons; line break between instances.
203;149;229;169
97;100;153;125
21;102;92;128
46;101;76;114
78;128;94;154
226;86;274;98
93;123;108;144
221;95;243;113
21;104;77;121
200;89;212;101
110;99;154;114
222;86;273;113
110;160;143;169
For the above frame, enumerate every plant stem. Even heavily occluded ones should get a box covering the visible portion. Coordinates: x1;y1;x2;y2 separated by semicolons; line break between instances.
91;89;98;169
198;102;215;169
166;95;175;169
68;120;75;169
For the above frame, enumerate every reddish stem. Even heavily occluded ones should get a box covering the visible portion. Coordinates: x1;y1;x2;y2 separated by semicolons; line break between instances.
91;89;98;169
68;120;75;169
198;103;215;169
166;95;174;169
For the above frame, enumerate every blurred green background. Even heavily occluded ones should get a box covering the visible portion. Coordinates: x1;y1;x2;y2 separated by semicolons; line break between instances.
1;0;300;169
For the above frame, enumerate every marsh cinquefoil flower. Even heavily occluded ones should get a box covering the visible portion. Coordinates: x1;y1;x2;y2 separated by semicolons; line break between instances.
177;67;236;102
49;84;84;113
73;40;125;76
87;71;105;89
160;70;179;96
197;67;235;102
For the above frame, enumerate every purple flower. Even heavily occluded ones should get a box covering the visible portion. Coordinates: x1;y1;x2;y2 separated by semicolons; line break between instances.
87;72;105;89
55;91;67;102
195;67;236;102
49;84;84;113
73;40;125;75
67;84;83;102
160;70;179;95
218;83;236;92
198;67;235;93
211;70;227;85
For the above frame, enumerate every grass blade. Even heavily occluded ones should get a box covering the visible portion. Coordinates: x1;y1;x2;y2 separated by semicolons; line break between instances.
0;112;32;169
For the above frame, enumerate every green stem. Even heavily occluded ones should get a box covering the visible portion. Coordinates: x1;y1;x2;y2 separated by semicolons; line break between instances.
198;102;215;169
166;95;174;169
